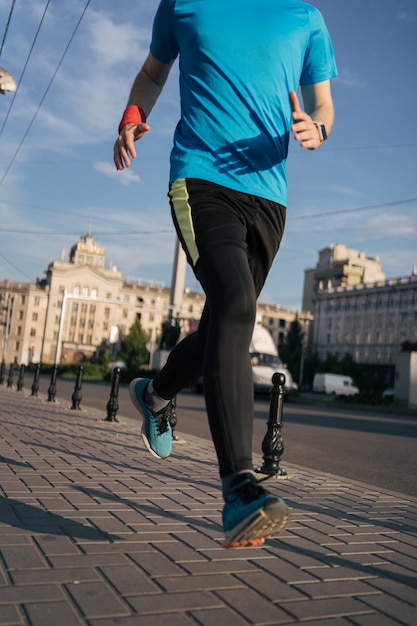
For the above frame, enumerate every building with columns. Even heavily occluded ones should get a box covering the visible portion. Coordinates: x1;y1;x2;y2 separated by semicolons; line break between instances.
1;233;307;366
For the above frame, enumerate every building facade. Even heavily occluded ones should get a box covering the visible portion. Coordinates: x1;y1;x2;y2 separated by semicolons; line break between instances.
1;234;307;366
313;273;417;368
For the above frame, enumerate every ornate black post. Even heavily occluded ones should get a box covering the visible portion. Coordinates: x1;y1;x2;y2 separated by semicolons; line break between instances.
104;367;120;422
16;364;25;391
7;363;14;388
0;359;6;385
31;363;41;397
169;395;179;441
70;365;84;410
259;372;287;476
47;365;58;402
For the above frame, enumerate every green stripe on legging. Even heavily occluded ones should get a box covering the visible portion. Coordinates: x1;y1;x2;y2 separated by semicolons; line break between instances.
169;179;199;267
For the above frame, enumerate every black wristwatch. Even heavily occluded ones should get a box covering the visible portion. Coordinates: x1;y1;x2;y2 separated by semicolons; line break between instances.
313;121;327;143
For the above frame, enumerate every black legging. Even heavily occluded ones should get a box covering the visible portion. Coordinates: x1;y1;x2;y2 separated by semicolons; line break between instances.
153;179;285;478
154;244;256;477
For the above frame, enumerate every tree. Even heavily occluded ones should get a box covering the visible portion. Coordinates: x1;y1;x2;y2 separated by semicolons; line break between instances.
279;319;304;383
119;319;150;374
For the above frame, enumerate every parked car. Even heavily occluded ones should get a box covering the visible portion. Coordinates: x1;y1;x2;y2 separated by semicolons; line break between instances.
382;387;394;404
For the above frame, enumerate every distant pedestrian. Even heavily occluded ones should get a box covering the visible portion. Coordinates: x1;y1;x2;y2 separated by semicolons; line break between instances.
114;0;337;548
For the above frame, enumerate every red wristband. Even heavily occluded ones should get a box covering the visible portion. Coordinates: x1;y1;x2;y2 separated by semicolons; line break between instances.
118;105;147;134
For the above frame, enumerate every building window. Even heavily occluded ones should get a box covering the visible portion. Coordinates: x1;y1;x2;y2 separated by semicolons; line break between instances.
32;312;38;321
19;310;24;320
104;307;110;319
34;296;40;306
81;304;88;313
91;289;97;298
82;287;89;296
15;341;20;350
279;319;286;328
17;326;22;336
73;286;80;295
20;295;26;305
30;328;36;337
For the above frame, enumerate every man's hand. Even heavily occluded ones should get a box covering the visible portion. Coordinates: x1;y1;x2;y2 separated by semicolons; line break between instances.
289;90;321;150
113;122;150;170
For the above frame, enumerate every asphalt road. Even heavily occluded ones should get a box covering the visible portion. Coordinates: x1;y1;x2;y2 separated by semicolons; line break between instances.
30;375;417;498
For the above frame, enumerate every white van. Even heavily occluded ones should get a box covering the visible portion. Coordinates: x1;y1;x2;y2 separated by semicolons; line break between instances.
313;373;359;396
250;323;297;395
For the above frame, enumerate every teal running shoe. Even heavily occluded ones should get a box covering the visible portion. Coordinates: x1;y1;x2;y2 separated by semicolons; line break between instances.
222;473;290;548
129;378;173;459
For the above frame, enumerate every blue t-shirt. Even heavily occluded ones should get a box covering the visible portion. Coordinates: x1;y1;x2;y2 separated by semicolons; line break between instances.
150;0;338;205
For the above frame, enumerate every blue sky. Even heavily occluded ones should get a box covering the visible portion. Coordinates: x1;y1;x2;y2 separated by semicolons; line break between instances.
0;0;416;311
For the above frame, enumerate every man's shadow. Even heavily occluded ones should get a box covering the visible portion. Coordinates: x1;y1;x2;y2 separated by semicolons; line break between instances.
0;497;121;541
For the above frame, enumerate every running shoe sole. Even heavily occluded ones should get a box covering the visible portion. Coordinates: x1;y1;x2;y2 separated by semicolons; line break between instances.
222;497;290;549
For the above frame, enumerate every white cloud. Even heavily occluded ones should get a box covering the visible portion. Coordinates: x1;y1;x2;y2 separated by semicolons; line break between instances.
94;160;141;185
334;68;365;89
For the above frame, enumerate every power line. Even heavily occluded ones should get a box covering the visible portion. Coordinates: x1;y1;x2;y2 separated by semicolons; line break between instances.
288;197;417;222
0;251;33;281
0;0;92;186
0;0;52;140
0;0;17;58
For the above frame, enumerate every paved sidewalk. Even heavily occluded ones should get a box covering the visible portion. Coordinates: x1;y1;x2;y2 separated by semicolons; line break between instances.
0;386;416;626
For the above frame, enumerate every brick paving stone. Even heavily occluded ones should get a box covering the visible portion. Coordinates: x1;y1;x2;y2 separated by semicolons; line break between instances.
1;389;417;626
349;614;407;626
65;581;131;619
98;564;161;595
216;587;292;623
23;600;85;626
155;573;244;593
281;596;374;621
89;614;196;625
0;604;23;625
127;590;223;613
358;592;417;622
189;607;252;626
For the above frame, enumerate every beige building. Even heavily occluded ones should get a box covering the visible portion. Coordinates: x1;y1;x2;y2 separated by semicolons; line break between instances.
1;233;307;366
256;303;313;354
312;271;417;367
0;234;206;365
303;243;386;314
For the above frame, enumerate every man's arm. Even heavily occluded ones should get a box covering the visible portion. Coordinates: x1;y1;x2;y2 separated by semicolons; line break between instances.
290;80;335;150
114;53;174;170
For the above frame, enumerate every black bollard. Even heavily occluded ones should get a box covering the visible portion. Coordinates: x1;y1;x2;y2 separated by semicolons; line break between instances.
104;367;120;422
169;395;179;441
47;365;58;402
258;372;287;477
70;365;84;410
7;363;14;388
0;359;6;385
31;363;41;397
16;364;25;391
